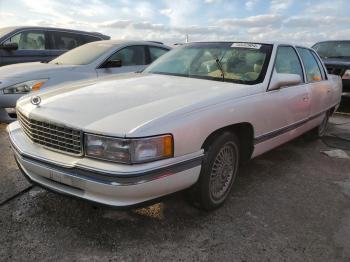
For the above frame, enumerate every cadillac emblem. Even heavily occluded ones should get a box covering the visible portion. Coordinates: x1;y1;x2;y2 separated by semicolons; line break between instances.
31;96;41;106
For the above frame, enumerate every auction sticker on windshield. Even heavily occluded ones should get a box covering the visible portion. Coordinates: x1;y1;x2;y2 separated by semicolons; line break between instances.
231;43;262;49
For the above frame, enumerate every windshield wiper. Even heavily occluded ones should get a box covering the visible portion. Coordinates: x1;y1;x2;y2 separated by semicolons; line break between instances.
215;57;225;81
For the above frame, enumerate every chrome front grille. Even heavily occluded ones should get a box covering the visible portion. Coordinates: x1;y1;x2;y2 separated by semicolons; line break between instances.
18;111;83;155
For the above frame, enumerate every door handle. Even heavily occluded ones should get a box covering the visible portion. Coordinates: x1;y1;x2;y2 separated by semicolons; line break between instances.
303;96;309;102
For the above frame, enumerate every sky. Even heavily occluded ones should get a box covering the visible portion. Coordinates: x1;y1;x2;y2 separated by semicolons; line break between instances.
0;0;349;46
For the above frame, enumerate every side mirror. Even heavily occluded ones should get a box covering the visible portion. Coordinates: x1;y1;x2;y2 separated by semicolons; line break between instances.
0;42;18;51
269;73;302;91
102;59;122;68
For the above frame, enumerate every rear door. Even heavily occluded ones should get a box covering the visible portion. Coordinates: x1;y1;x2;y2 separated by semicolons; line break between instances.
296;47;331;117
47;31;84;60
96;45;147;77
1;30;49;65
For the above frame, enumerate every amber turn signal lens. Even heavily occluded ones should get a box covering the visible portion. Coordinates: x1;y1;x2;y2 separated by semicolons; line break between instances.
163;135;173;157
32;81;46;91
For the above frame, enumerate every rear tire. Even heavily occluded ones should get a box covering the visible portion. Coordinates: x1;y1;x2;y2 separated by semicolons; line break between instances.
305;110;330;140
188;132;240;211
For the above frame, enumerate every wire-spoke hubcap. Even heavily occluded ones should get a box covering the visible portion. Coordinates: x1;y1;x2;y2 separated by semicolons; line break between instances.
209;142;236;201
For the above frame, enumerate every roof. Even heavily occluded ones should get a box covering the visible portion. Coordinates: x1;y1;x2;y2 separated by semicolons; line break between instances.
183;41;310;49
90;39;172;49
0;26;109;38
313;40;350;44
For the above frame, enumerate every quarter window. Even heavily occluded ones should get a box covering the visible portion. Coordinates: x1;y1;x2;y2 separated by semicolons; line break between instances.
109;46;146;66
149;47;168;63
274;46;304;82
4;31;46;50
297;48;323;82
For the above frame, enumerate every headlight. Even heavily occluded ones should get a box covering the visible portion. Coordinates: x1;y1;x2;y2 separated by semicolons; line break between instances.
3;79;48;94
343;69;350;80
85;134;174;164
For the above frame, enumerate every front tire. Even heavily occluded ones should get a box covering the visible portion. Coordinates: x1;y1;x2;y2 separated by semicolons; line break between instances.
188;132;240;210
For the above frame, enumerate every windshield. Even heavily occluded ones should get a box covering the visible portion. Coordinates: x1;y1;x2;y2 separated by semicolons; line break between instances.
313;41;350;59
144;42;272;84
0;27;14;40
50;42;114;65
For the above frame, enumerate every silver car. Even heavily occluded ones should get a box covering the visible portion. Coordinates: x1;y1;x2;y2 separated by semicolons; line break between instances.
0;40;170;122
8;41;342;210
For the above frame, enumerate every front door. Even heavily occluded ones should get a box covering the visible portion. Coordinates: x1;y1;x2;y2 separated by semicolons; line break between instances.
254;46;310;148
0;30;50;66
96;45;147;77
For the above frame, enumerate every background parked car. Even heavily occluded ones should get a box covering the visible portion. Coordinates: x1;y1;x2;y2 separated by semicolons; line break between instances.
0;40;171;122
0;26;110;66
312;40;350;95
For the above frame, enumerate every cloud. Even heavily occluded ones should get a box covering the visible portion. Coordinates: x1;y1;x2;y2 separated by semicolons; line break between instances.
0;0;348;47
160;0;200;27
284;16;350;28
245;0;259;11
217;14;283;28
270;0;293;12
101;20;132;28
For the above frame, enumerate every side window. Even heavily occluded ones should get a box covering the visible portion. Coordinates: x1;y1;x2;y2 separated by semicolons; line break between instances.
149;46;168;63
4;31;46;50
297;48;323;82
52;32;81;50
109;46;146;66
274;46;304;82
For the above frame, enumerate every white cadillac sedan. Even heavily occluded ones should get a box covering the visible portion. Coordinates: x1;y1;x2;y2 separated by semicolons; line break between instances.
8;42;342;210
0;40;170;122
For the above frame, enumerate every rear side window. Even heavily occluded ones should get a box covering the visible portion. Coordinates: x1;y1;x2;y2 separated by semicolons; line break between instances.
108;46;146;66
149;46;168;63
297;48;323;82
4;30;46;50
310;50;327;79
274;46;304;82
52;31;82;50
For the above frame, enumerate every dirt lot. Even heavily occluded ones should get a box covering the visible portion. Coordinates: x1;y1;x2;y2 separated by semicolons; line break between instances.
0;115;350;262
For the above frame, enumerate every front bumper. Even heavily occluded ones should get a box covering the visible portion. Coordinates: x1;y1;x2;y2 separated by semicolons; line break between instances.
8;121;203;207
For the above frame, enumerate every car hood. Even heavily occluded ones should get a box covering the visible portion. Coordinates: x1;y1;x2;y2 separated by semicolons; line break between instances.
0;62;78;79
18;73;256;136
322;58;350;67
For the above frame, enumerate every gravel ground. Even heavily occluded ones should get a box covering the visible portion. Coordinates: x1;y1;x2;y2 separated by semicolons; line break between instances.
0;115;350;262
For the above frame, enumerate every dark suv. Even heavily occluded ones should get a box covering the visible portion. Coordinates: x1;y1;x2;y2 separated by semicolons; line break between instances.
312;40;350;94
0;26;110;66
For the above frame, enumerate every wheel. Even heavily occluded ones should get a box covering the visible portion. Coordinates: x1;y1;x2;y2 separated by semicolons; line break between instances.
188;132;240;210
305;110;330;140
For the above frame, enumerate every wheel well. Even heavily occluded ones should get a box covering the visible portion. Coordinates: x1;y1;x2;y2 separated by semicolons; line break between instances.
202;123;254;163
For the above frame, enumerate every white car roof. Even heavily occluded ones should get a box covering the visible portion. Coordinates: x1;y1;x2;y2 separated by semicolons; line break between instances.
187;41;310;49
